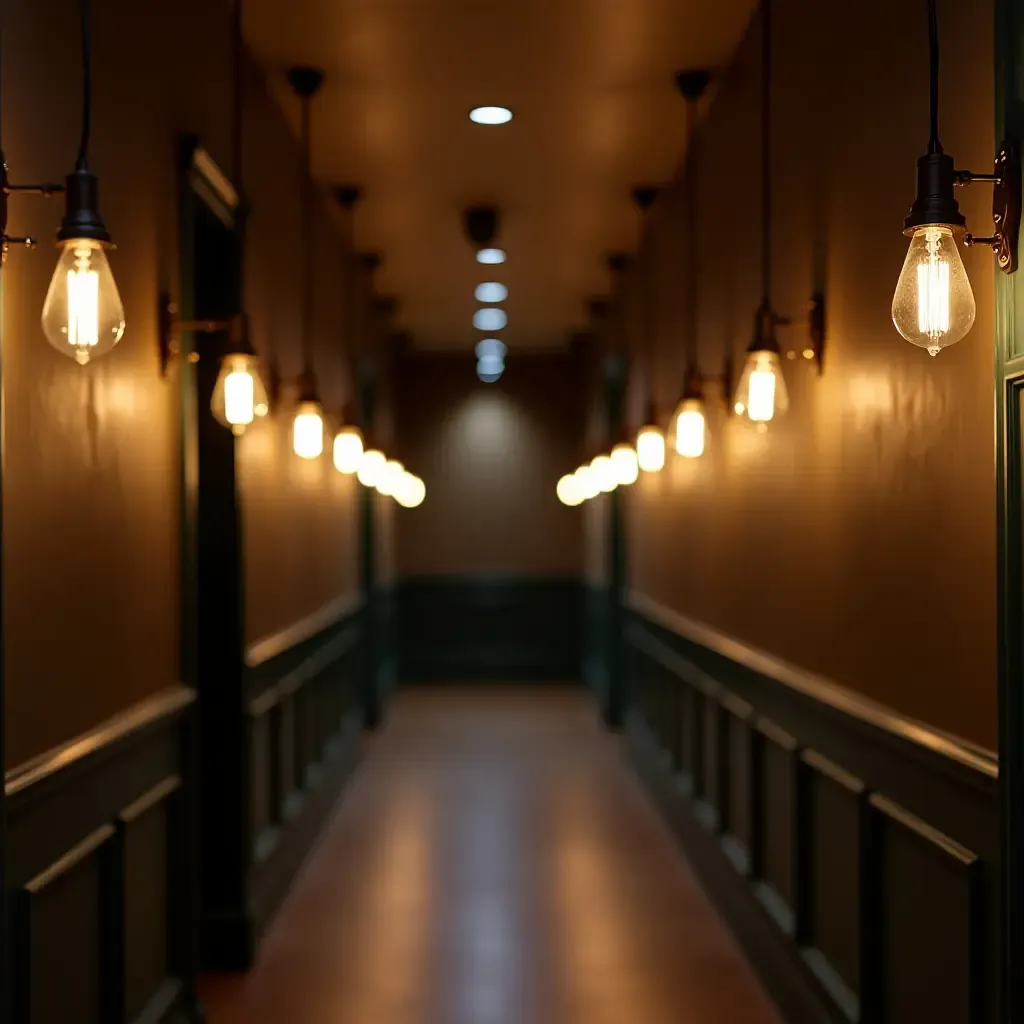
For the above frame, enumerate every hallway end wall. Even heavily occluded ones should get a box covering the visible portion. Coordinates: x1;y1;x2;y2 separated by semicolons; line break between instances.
394;352;586;679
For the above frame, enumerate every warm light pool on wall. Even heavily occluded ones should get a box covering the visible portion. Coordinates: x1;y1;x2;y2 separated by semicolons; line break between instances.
1;0;125;363
891;0;1019;355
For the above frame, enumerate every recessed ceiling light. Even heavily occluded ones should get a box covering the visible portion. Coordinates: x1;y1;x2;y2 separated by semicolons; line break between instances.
476;248;506;265
475;282;508;303
470;106;513;125
473;308;507;331
477;364;503;383
477;353;505;375
475;338;507;360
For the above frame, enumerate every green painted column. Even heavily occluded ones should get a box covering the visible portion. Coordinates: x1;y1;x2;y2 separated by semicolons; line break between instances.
996;2;1024;1018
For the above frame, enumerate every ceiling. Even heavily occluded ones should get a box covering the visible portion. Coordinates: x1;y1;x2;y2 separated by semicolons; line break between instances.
245;0;757;351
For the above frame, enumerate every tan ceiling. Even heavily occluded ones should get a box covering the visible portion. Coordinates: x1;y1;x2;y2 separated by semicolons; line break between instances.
245;0;757;351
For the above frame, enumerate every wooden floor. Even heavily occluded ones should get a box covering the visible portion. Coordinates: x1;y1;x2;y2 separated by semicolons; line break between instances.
201;686;780;1024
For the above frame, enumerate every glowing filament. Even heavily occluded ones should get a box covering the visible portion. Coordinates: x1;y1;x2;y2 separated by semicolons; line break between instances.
747;366;777;423
67;251;99;350
224;370;255;429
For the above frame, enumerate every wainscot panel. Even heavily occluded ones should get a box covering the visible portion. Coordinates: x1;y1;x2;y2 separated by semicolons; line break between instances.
242;598;364;962
397;575;583;681
6;686;200;1024
624;593;998;1024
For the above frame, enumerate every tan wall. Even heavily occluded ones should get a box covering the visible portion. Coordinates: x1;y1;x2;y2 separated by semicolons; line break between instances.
618;0;996;747
3;0;362;765
395;354;585;576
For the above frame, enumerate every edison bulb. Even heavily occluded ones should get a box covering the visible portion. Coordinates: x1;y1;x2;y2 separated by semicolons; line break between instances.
333;425;364;473
396;474;425;508
41;239;125;364
892;225;976;355
378;459;404;497
357;448;386;487
211;353;269;435
610;442;639;485
556;473;583;506
590;454;617;493
575;465;598;500
292;401;324;459
674;398;707;458
636;424;666;472
734;350;788;427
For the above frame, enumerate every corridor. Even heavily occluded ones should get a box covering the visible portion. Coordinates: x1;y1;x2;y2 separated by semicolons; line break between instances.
202;687;780;1024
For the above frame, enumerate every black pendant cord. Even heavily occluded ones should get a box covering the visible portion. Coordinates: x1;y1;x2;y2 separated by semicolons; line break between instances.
926;0;941;154
75;0;92;172
231;0;244;195
300;93;314;377
684;96;698;377
760;0;772;308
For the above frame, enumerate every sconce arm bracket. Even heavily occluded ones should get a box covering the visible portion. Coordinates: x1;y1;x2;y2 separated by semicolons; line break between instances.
958;140;1019;273
159;294;245;375
774;293;827;375
0;163;66;259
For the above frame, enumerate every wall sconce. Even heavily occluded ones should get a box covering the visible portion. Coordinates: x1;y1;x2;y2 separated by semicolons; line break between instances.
734;0;826;428
2;0;125;365
610;434;639;485
333;413;364;474
159;298;270;434
892;0;1020;355
288;65;326;460
574;463;599;500
636;408;667;472
395;473;426;508
357;444;386;488
672;359;732;458
590;453;618;493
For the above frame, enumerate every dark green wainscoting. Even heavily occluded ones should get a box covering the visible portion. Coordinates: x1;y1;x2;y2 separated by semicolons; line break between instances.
202;598;365;971
5;687;200;1024
625;594;998;1024
397;575;584;682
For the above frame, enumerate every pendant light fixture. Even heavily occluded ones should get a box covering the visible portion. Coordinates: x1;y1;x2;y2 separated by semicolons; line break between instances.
37;0;124;363
733;0;825;429
208;0;268;434
734;0;786;427
605;252;639;486
670;71;712;458
332;186;365;472
629;190;666;473
892;0;1019;355
289;66;326;459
